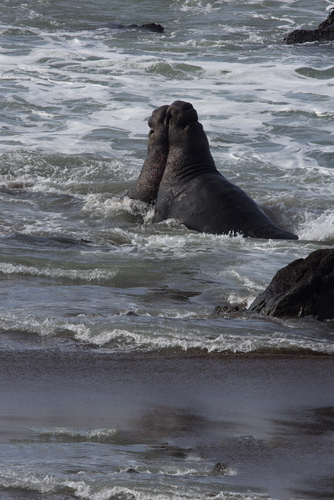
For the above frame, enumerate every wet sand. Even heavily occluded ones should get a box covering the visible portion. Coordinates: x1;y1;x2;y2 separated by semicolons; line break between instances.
1;350;333;498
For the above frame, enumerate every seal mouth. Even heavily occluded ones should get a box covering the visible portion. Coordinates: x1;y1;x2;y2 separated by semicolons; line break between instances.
146;104;169;141
148;104;169;131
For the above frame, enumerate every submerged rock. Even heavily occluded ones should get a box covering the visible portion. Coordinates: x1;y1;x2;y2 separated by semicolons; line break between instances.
248;249;334;320
100;22;164;33
210;463;227;476
125;467;140;474
284;9;334;44
211;303;241;318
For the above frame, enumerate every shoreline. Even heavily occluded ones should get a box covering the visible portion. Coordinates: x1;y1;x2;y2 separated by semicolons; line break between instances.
1;344;333;361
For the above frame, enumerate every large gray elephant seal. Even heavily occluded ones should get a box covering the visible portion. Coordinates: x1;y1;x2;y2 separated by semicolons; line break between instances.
127;105;169;204
153;101;298;240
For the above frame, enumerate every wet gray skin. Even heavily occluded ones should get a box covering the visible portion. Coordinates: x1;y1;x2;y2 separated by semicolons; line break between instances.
153;100;298;240
127;104;169;205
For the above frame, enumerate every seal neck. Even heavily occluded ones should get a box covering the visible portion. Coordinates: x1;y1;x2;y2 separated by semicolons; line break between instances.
164;161;219;183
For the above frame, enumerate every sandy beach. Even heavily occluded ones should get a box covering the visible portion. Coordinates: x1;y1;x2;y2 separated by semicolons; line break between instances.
1;350;334;498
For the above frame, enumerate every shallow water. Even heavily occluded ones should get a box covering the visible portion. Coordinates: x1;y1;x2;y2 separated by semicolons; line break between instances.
0;0;334;499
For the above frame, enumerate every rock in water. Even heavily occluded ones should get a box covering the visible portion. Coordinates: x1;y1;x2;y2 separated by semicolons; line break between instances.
100;22;164;33
284;9;334;44
249;249;334;320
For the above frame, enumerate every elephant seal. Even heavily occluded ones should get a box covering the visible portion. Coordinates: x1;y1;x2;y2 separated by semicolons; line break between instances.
153;101;298;240
127;104;169;204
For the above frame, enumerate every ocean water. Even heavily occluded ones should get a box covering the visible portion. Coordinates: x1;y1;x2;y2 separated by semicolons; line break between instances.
0;0;334;499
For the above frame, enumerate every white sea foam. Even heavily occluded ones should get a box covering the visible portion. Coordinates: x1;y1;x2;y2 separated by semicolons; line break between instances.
0;262;117;282
30;426;119;443
1;18;333;161
54;318;334;355
0;468;278;500
299;210;334;241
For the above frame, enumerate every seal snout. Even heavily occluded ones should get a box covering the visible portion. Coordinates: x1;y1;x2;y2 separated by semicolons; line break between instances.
166;100;198;128
148;104;169;130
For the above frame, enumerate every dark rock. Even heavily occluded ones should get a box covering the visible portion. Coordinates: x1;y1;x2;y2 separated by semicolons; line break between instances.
100;22;164;33
125;467;140;474
248;249;334;320
210;463;227;475
211;303;240;318
284;9;334;44
141;23;164;33
125;310;139;317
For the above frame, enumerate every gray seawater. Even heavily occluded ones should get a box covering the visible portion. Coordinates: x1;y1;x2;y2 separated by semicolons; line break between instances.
0;0;334;499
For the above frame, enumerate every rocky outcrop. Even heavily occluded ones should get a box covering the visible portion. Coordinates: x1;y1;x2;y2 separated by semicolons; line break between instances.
248;249;334;320
284;10;334;44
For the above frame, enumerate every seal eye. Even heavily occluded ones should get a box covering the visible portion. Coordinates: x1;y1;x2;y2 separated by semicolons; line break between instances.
149;129;154;135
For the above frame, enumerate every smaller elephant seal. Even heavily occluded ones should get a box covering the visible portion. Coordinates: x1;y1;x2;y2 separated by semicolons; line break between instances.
127;104;169;204
153;101;298;240
284;9;334;44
